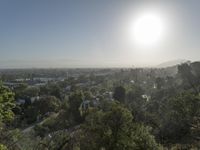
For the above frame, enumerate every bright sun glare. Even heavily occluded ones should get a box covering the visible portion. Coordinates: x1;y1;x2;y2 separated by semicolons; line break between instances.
131;13;164;46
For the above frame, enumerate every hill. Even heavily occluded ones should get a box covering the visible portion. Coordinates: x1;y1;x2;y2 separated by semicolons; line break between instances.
157;59;189;68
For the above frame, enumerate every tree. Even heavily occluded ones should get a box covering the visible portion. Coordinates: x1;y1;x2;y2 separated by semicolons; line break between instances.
83;91;93;100
35;96;61;115
191;62;200;80
126;86;146;122
13;83;28;99
0;144;8;150
113;86;126;103
159;92;200;143
22;86;39;98
155;77;165;89
0;82;15;149
40;83;62;99
23;96;60;124
81;102;161;150
178;63;198;93
0;83;15;123
68;91;84;126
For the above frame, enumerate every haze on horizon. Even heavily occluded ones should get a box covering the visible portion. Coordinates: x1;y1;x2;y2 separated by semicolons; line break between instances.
0;0;200;68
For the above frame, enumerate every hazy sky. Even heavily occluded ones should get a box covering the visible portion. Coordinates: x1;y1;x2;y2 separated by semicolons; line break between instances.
0;0;200;68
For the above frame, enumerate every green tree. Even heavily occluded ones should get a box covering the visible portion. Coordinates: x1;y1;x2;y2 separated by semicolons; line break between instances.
68;91;84;126
0;83;15;149
24;96;60;124
40;83;62;99
126;86;146;122
155;77;165;90
178;63;198;93
13;83;28;99
113;86;126;103
35;96;61;115
0;83;15;123
0;144;8;150
23;86;39;98
81;102;161;150
159;92;200;143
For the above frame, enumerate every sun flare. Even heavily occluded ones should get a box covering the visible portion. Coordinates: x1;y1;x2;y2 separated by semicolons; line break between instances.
131;13;165;46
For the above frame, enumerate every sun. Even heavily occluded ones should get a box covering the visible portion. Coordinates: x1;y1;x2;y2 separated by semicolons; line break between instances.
131;13;164;46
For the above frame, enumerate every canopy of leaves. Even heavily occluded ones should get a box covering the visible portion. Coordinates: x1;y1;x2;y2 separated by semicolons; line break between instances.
113;86;126;103
0;83;15;123
80;102;161;150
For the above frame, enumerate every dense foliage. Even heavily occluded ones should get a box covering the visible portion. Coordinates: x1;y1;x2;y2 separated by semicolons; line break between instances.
0;62;200;149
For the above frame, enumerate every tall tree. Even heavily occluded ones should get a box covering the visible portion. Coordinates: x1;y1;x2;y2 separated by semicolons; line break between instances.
68;91;84;125
81;102;161;150
0;82;15;150
113;86;126;103
178;63;198;93
0;83;15;123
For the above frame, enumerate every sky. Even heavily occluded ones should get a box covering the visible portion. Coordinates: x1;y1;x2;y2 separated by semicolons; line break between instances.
0;0;200;68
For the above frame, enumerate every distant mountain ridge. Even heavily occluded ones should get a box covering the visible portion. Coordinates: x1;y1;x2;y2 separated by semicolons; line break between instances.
156;59;189;68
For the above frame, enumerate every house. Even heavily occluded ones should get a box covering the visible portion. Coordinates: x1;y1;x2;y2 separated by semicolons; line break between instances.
30;96;40;103
16;99;26;105
80;100;90;110
79;98;100;116
142;94;151;102
65;85;71;91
